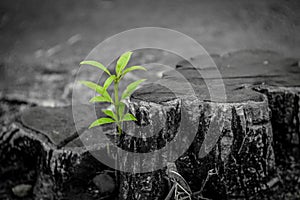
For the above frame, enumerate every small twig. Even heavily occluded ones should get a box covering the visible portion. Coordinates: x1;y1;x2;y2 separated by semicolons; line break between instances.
165;184;176;200
238;134;248;155
199;168;218;194
267;177;279;188
165;163;192;200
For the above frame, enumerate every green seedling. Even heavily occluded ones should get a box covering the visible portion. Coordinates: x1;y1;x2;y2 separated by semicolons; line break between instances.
79;51;146;134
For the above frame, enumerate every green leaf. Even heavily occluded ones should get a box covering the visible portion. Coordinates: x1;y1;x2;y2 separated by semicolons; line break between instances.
122;113;137;121
122;66;146;77
89;92;113;103
80;80;112;102
80;60;111;76
102;90;113;103
79;81;104;95
89;117;115;129
118;102;125;120
103;75;116;90
121;79;146;99
89;96;111;103
103;109;117;120
116;51;133;76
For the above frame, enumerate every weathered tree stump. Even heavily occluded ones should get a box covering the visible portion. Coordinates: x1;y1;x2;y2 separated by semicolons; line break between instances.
256;86;300;164
0;106;117;200
120;50;300;199
1;50;299;200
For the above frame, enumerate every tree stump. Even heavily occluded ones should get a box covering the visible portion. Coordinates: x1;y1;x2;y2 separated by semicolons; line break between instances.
1;50;299;200
120;50;300;199
0;106;117;200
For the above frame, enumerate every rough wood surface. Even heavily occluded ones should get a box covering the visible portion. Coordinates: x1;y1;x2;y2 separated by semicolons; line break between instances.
124;49;300;199
0;50;299;200
0;106;116;200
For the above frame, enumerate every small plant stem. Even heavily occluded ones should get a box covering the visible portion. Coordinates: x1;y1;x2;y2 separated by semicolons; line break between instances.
113;79;121;185
114;79;122;134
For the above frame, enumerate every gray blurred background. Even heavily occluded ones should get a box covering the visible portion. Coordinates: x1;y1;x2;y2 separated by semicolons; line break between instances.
0;0;299;103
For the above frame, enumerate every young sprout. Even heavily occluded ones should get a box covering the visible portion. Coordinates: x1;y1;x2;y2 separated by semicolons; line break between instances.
79;51;146;134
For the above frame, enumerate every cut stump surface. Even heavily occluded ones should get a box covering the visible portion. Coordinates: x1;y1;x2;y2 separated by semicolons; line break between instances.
1;50;300;200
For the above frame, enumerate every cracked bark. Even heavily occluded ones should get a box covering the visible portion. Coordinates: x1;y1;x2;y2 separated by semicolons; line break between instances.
1;50;300;200
119;50;299;199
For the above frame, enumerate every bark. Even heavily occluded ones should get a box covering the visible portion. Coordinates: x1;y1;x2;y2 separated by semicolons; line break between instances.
120;49;299;199
1;50;299;200
0;107;113;200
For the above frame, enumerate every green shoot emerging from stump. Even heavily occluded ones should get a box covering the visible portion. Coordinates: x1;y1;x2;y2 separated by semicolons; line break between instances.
79;51;146;134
